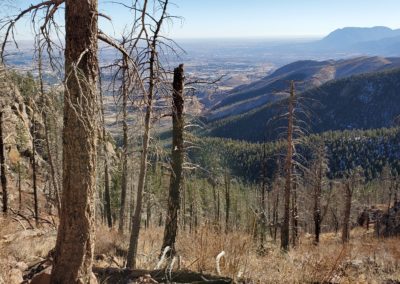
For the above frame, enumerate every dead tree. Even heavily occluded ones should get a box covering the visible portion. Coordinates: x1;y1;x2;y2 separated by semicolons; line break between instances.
224;170;231;234
1;0;146;281
31;106;39;225
119;54;129;233
0;110;7;214
281;81;295;251
99;69;113;228
161;64;185;257
308;141;329;244
127;0;170;269
291;173;299;247
259;143;268;248
342;167;363;243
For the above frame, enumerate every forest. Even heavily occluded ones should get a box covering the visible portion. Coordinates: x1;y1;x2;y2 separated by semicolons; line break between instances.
0;1;400;284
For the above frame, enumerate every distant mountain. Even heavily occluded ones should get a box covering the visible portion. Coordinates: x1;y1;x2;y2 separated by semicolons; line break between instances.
206;56;400;121
319;26;400;48
206;68;400;142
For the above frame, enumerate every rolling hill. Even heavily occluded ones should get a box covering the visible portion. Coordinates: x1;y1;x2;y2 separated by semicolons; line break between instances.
205;56;400;121
206;67;400;142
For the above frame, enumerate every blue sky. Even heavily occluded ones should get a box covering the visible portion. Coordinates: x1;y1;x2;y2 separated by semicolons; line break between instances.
7;0;400;39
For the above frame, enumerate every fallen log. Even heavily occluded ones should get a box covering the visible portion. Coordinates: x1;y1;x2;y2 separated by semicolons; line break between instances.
93;267;233;284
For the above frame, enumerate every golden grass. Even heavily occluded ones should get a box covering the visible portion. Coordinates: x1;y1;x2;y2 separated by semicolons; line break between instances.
1;218;399;283
94;224;400;283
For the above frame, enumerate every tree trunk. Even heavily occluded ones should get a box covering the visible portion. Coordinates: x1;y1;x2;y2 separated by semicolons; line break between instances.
281;81;295;251
224;171;231;234
51;0;99;282
18;161;22;211
99;71;112;229
119;55;129;233
127;43;155;270
31;110;39;226
0;111;7;215
260;144;267;248
291;178;298;247
313;166;322;245
161;64;185;257
342;183;352;243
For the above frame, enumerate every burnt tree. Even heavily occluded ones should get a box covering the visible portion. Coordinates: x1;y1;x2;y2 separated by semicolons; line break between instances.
0;110;7;214
161;64;185;257
281;81;295;251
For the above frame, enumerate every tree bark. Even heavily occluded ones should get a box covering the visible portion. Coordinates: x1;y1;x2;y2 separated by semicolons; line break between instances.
342;182;352;243
224;171;231;234
313;164;322;244
161;64;185;257
0;111;7;214
119;55;129;233
99;71;112;229
291;178;298;247
31;110;39;226
281;81;295;251
51;0;99;282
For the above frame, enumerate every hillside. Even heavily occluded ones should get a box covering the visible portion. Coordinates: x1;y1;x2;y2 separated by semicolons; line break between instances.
206;67;400;142
190;128;400;183
206;56;400;121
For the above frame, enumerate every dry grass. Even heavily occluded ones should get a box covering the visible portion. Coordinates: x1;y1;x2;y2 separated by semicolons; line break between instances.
1;219;399;283
94;224;400;283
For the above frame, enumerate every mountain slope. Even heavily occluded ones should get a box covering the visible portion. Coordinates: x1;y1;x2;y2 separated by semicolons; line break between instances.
318;26;400;48
206;56;400;121
206;68;400;142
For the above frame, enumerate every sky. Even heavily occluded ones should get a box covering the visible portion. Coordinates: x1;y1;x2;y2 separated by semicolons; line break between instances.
5;0;400;40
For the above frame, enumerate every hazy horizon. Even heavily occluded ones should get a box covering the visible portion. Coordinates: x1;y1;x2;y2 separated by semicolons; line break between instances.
5;0;400;40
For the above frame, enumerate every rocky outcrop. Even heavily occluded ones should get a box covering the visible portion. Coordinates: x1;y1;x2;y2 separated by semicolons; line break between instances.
0;66;34;161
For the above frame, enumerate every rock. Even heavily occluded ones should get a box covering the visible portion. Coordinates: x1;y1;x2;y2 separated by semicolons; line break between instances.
8;268;23;284
15;261;28;271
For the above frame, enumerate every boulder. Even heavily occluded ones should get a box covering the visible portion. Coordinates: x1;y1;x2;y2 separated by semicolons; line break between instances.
8;268;23;284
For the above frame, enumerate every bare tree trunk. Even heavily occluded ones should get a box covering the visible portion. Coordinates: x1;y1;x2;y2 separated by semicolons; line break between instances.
0;111;7;215
127;47;155;270
161;64;185;257
127;1;169;268
51;0;99;282
18;161;22;211
99;69;112;229
119;55;128;233
260;144;267;248
224;170;231;234
273;183;280;242
103;155;112;228
342;183;352;243
31;110;39;226
313;166;322;245
281;81;295;251
291;178;298;247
